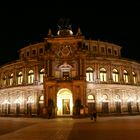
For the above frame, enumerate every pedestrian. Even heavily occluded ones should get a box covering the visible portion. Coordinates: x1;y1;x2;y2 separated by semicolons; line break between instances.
93;110;97;122
48;106;52;119
90;111;94;120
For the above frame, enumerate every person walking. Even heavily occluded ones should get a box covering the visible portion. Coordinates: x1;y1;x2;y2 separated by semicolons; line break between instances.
47;106;52;119
90;111;94;120
93;110;97;122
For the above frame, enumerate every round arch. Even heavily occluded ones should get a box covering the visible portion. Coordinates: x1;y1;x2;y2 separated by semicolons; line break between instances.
57;88;73;116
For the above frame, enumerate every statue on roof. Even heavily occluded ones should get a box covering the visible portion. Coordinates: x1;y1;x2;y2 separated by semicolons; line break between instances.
57;18;72;30
57;18;73;36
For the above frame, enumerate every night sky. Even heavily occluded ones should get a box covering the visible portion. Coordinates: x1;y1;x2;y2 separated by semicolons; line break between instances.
0;5;140;66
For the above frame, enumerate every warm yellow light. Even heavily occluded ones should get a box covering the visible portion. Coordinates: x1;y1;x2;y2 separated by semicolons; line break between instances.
127;97;133;102
14;99;21;104
114;99;121;102
2;100;10;104
57;88;73;115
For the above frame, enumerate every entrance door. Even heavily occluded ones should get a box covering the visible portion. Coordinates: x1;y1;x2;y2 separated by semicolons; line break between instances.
88;102;96;113
115;102;121;113
57;88;73;116
127;102;132;113
63;99;70;114
102;102;109;113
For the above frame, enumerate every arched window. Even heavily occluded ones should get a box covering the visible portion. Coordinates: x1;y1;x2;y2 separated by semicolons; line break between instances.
27;96;34;103
17;72;23;85
86;67;93;82
39;69;45;83
100;68;107;82
112;69;119;82
9;73;13;86
87;95;94;100
39;95;44;104
123;70;128;83
28;70;34;84
132;72;136;84
3;75;6;86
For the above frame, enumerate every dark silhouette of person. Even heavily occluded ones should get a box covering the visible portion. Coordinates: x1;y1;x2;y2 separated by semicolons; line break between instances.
48;106;52;119
93;110;97;122
90;111;93;120
90;110;97;122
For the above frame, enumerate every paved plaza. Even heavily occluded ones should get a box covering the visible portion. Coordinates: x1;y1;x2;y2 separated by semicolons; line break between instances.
0;115;140;140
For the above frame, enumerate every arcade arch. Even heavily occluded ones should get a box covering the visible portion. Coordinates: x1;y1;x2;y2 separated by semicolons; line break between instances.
57;88;73;116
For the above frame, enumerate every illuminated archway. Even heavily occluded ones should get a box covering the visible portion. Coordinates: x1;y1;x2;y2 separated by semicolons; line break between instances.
57;88;73;116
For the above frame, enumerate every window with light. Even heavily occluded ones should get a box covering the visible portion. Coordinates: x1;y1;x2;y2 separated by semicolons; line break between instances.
9;73;13;86
86;67;93;82
100;68;107;82
112;69;119;82
28;70;34;84
132;72;136;84
39;69;45;83
123;70;128;83
17;72;23;85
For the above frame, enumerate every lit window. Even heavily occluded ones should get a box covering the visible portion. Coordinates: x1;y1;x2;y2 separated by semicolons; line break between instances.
17;72;23;85
132;72;136;84
9;73;13;86
112;69;119;82
39;69;45;83
86;67;93;82
123;70;128;83
39;95;44;104
28;70;34;84
100;68;107;82
87;95;94;100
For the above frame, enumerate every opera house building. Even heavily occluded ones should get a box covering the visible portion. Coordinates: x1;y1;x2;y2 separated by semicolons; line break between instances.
0;22;140;118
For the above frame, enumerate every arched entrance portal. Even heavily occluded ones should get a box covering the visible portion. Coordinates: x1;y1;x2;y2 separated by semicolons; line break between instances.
57;88;73;116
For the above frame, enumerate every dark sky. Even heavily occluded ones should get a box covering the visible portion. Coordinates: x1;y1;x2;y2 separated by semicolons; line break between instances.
0;5;140;66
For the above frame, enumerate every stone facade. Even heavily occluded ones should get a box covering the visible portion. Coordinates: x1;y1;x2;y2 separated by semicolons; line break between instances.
0;22;140;117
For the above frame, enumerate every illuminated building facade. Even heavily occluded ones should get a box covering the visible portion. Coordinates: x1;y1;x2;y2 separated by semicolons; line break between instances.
0;21;140;118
